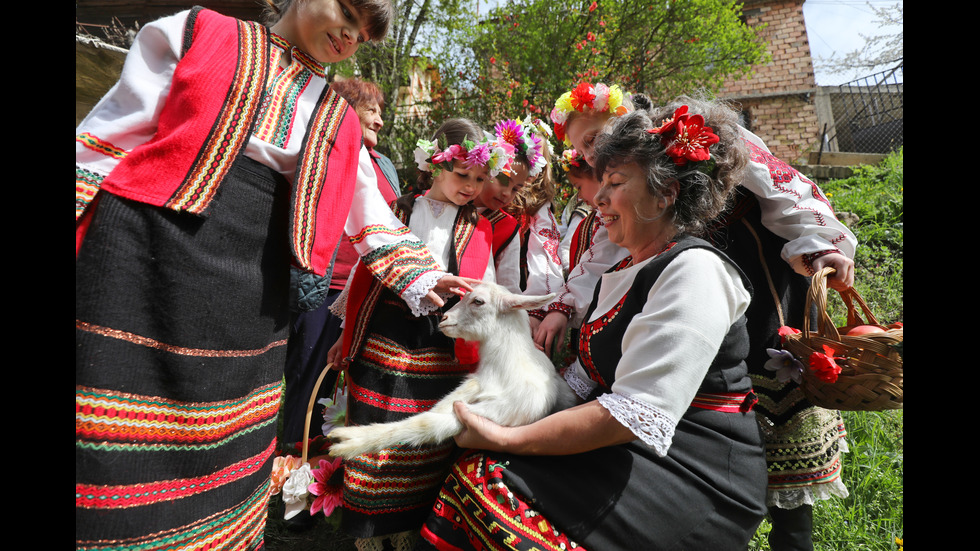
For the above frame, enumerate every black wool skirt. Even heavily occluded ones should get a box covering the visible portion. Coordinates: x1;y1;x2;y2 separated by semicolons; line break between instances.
76;156;293;550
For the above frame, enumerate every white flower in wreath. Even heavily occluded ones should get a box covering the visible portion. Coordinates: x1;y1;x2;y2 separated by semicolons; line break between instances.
414;139;436;173
281;462;313;520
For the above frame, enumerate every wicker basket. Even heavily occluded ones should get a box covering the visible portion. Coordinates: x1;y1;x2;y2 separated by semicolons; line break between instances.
782;267;903;411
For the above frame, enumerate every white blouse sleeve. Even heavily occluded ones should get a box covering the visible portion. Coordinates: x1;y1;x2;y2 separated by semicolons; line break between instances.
550;224;628;326
559;211;585;274
738;128;858;274
521;204;566;298
75;10;188;179
345;162;449;317
493;236;521;293
597;249;751;457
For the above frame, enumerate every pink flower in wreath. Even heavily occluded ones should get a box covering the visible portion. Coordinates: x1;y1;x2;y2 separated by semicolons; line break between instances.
432;144;466;165
308;457;344;517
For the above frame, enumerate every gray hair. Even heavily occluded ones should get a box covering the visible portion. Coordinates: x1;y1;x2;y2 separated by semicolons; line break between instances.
592;96;746;236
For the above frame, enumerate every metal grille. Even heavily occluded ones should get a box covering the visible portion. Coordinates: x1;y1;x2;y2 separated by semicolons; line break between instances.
820;63;903;156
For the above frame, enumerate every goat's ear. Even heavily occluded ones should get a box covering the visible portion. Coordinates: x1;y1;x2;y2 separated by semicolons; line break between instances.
501;292;556;311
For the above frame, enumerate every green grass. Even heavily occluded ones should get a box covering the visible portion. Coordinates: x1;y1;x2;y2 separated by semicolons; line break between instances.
268;149;904;550
751;148;904;550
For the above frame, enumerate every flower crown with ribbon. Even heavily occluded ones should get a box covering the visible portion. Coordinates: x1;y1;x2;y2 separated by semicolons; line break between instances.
493;116;554;178
550;82;630;146
414;133;515;179
646;105;720;174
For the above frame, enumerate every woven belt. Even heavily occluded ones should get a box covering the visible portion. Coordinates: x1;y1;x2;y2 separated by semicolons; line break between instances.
690;390;758;413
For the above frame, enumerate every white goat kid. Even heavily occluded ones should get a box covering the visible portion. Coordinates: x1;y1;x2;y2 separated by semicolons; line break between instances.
328;282;577;459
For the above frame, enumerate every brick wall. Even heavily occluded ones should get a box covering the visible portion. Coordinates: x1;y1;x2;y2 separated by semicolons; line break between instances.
720;0;820;163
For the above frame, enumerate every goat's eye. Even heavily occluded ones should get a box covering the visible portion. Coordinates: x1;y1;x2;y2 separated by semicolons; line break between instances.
472;298;484;306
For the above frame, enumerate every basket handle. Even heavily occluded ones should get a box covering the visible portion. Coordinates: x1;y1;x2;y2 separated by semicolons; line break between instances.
803;267;881;341
802;267;838;340
301;362;335;464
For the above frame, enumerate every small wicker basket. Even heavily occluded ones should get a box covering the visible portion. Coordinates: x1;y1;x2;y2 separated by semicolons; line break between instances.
782;267;903;411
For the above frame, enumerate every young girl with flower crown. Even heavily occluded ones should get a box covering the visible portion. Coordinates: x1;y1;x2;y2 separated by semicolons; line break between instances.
74;1;472;547
471;117;544;294
328;118;514;551
495;117;564;326
557;148;599;275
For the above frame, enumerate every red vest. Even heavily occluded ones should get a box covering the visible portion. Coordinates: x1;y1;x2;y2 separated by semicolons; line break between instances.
83;7;362;277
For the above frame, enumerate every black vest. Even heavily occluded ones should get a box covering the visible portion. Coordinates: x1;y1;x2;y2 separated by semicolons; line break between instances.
578;235;755;401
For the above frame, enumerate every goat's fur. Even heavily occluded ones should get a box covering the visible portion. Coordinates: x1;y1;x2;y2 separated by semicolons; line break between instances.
328;282;578;459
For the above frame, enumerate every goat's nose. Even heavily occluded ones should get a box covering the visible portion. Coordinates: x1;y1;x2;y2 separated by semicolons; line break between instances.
440;314;449;323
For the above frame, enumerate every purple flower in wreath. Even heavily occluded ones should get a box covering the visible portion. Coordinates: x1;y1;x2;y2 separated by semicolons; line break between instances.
764;348;803;384
465;142;493;168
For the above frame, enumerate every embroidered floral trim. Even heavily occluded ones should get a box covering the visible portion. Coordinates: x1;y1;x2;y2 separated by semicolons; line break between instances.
527;309;547;321
563;368;596;399
596;392;676;457
546;301;574;317
802;249;843;276
403;270;448;317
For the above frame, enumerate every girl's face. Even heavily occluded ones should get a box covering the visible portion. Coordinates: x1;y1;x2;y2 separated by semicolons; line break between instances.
476;163;529;211
565;112;614;167
567;171;600;208
427;161;489;207
594;161;672;258
274;0;370;64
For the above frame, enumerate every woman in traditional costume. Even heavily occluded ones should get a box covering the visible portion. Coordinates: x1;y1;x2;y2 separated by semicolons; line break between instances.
538;84;858;550
75;1;472;548
420;103;767;551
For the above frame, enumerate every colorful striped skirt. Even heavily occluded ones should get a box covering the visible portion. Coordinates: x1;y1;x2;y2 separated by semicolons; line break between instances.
76;156;292;550
341;292;474;538
421;407;768;551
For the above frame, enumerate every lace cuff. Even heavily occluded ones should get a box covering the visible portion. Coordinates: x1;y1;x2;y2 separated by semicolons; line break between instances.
402;270;448;317
563;368;596;400
596;392;677;457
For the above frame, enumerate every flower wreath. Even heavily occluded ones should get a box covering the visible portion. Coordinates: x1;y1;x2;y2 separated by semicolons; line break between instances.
414;133;515;179
493;116;554;177
559;148;585;172
646;105;720;172
550;82;630;146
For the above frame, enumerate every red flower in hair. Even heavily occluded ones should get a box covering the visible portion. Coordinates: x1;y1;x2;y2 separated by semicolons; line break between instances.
663;114;719;166
569;82;596;112
647;105;689;136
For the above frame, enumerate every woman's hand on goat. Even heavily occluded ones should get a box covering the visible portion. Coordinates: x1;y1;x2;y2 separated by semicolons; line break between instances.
453;401;510;451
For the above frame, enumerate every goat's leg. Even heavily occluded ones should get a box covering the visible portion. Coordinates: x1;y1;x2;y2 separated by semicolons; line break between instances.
327;379;479;459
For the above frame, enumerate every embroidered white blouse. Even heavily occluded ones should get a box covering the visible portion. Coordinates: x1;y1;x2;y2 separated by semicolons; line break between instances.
563;248;751;457
521;204;566;298
74;10;448;316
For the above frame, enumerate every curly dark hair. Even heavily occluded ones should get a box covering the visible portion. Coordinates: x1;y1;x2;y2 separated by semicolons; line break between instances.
592;94;748;236
262;0;394;42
